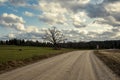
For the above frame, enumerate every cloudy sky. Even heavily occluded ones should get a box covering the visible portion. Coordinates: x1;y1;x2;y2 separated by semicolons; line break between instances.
0;0;120;42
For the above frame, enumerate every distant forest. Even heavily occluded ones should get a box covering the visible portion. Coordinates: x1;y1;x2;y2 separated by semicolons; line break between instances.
0;39;120;49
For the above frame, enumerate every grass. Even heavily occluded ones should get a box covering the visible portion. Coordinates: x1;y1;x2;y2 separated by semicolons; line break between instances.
94;50;120;76
0;45;73;73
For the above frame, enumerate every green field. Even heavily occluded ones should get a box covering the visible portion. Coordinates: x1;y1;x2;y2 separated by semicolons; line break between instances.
0;45;72;63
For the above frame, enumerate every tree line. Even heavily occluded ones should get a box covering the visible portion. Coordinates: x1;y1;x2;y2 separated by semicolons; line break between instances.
0;38;120;49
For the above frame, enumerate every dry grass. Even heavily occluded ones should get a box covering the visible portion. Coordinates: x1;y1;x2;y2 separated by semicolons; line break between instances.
94;50;120;76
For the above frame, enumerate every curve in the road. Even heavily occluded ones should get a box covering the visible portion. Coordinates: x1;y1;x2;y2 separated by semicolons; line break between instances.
0;50;119;80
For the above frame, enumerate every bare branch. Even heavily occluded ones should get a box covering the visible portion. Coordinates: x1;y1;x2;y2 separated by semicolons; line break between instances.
42;27;66;49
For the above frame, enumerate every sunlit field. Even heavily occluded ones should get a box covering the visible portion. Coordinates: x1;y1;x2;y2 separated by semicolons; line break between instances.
0;45;71;63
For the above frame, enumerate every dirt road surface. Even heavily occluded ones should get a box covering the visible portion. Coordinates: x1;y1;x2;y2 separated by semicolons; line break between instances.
0;50;119;80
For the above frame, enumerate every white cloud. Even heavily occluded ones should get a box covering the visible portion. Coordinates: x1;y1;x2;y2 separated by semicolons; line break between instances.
0;13;25;31
78;0;90;4
71;12;87;28
39;1;67;14
61;26;118;41
0;0;7;3
38;1;67;25
24;11;34;17
2;13;25;23
39;12;67;25
83;22;113;34
26;26;39;33
105;2;120;13
37;1;92;27
8;33;15;38
6;26;45;40
0;13;45;40
105;1;120;22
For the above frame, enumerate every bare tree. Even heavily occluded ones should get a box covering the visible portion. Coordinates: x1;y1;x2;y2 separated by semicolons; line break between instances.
43;27;65;49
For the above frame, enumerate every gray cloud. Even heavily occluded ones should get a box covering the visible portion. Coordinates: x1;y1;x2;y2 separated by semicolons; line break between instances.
85;4;110;18
73;23;86;28
0;13;25;31
94;16;120;27
103;0;120;3
9;0;28;7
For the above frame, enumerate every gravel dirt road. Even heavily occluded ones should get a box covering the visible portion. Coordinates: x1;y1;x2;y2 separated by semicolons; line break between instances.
0;50;119;80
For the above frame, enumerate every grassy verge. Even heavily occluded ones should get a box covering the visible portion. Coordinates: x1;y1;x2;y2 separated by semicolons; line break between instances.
0;45;74;74
94;50;120;76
